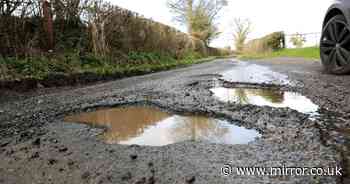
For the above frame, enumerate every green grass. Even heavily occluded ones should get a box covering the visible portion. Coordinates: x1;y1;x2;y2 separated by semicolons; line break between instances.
239;47;321;60
0;52;217;81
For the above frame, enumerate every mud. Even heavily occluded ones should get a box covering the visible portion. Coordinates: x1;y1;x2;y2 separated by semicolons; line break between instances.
0;58;348;184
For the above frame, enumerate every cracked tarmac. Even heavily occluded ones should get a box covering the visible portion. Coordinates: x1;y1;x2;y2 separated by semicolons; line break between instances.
0;58;349;184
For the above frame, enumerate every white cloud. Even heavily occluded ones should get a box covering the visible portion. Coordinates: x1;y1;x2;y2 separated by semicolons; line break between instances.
109;0;334;48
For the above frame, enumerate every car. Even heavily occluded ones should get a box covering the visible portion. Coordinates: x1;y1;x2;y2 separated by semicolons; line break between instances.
320;0;350;74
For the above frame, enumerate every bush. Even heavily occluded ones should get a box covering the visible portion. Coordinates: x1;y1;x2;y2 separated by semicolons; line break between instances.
0;58;10;80
126;52;177;65
81;54;105;68
265;32;285;50
0;1;231;83
2;57;49;79
244;32;285;54
102;6;217;59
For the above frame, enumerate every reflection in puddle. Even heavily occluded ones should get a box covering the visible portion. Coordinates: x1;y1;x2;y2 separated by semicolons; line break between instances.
221;62;291;85
65;106;261;146
210;88;319;115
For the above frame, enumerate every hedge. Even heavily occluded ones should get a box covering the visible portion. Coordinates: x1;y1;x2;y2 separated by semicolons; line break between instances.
244;32;285;54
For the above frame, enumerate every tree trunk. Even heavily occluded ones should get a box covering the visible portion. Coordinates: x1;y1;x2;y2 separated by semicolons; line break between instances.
186;0;193;35
100;21;107;56
42;0;54;51
90;22;99;55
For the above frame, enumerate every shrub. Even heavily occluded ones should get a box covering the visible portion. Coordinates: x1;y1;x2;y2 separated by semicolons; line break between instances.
265;32;285;50
0;58;10;80
3;57;50;79
0;1;231;82
244;32;285;54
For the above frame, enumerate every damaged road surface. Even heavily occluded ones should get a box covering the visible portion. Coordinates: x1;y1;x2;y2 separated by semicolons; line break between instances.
0;58;349;184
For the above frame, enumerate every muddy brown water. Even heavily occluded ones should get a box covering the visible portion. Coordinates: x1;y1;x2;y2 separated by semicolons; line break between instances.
210;87;319;115
64;106;261;146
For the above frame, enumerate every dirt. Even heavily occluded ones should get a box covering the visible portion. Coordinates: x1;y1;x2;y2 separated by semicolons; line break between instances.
0;57;349;184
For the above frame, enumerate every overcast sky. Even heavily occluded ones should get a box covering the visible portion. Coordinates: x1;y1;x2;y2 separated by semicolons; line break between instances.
109;0;334;48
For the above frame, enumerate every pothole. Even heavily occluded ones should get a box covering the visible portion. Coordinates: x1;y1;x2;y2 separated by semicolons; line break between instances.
221;62;293;86
64;106;261;146
210;87;319;115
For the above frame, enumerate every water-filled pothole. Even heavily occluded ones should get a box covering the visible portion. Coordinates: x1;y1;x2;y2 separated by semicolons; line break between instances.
210;87;319;115
64;106;261;146
221;62;292;85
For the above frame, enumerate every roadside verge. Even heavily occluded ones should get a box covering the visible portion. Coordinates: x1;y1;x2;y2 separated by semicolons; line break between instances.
0;56;224;91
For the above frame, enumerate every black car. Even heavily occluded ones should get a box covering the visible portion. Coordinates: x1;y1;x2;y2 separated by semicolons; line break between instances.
321;0;350;74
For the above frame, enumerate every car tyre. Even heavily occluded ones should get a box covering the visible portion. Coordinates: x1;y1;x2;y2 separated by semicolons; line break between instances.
320;15;350;74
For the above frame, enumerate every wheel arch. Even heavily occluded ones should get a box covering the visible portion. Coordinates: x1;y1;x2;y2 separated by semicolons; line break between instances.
323;5;350;28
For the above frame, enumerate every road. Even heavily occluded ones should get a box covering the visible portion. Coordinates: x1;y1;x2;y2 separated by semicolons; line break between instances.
0;57;349;184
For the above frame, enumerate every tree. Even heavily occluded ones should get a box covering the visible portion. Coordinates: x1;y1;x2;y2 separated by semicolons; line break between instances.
43;0;54;51
0;0;47;55
232;18;252;53
0;0;26;16
190;6;220;45
52;0;91;22
0;0;42;17
290;33;306;48
167;0;227;45
167;0;193;33
84;0;114;56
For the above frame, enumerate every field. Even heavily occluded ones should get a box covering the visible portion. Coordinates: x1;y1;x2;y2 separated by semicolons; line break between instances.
239;47;320;60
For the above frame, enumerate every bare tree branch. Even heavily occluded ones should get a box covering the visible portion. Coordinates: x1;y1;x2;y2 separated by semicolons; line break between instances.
232;18;252;52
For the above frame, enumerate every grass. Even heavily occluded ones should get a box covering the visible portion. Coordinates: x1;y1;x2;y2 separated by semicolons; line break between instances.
0;52;217;81
239;47;321;60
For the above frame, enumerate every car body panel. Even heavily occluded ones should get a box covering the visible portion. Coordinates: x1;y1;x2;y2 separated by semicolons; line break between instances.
324;0;350;26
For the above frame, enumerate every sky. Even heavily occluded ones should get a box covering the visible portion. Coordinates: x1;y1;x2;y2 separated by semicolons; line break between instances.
109;0;334;48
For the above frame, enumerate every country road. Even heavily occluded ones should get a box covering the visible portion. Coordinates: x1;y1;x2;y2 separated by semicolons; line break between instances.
0;58;349;184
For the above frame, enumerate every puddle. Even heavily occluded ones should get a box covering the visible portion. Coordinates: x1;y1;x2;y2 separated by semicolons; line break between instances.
210;87;319;115
64;106;261;146
221;62;292;85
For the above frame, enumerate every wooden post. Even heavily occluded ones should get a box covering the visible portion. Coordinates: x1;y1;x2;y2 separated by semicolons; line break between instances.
43;0;54;51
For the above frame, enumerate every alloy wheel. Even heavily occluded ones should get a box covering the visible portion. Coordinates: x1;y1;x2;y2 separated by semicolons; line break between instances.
321;16;350;73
